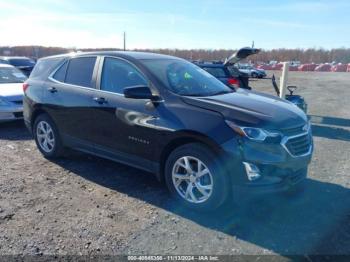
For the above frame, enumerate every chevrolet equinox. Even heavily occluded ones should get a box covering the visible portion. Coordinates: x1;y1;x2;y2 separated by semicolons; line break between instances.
23;52;313;211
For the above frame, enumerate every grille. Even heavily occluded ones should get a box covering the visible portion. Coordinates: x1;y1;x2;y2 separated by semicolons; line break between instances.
12;100;23;105
285;134;311;156
281;125;304;136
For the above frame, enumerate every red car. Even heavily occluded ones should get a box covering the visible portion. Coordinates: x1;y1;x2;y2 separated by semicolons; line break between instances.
315;64;332;72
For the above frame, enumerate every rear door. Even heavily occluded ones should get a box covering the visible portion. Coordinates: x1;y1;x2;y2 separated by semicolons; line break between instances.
90;56;159;168
45;56;99;149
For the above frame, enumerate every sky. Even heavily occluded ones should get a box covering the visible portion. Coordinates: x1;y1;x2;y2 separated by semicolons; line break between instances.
0;0;349;50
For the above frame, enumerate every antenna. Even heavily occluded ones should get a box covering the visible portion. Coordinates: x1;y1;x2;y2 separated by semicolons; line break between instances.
252;40;255;48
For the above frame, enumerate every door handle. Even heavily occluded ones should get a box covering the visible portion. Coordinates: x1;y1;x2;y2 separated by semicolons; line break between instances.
47;87;57;93
93;97;107;104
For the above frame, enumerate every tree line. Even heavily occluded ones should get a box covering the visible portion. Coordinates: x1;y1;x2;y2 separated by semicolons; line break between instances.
1;46;350;64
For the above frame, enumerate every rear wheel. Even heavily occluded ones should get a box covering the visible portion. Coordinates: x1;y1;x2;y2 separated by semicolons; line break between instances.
33;114;64;158
165;143;230;211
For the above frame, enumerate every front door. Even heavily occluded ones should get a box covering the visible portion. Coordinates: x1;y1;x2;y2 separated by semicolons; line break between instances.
91;57;159;169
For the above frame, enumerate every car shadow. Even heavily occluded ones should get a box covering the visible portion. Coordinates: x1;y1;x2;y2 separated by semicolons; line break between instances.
311;124;350;141
310;115;350;142
310;115;350;128
0;120;32;141
52;154;350;255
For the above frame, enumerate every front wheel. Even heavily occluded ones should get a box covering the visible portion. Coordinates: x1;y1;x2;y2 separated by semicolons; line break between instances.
165;143;230;211
251;72;258;78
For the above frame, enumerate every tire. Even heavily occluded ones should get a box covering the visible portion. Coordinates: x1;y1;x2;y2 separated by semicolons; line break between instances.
251;72;258;78
33;113;65;158
164;143;230;211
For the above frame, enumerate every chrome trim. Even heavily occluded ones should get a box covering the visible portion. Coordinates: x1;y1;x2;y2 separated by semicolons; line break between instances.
281;130;313;158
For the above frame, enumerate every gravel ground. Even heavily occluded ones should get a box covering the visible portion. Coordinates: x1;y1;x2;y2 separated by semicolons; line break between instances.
0;71;349;257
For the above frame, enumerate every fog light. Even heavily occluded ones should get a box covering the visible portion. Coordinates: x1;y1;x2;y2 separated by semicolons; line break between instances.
243;162;261;181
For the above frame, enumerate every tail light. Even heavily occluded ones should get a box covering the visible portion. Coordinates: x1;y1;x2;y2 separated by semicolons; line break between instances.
23;83;29;93
227;78;240;88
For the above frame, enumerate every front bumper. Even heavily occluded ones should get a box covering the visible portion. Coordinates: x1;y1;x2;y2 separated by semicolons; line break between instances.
0;106;23;122
221;133;313;194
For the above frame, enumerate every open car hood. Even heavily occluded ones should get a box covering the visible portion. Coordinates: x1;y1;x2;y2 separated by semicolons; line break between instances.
224;47;260;65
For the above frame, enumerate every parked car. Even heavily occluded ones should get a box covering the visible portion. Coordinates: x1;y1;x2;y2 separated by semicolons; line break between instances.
0;64;27;122
24;51;313;211
237;64;267;78
257;64;273;70
193;47;262;89
193;62;250;89
331;63;347;72
0;56;36;76
298;64;317;72
315;63;332;72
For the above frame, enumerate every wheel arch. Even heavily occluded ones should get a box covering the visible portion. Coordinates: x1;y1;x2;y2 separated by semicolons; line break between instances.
30;107;49;130
158;130;224;182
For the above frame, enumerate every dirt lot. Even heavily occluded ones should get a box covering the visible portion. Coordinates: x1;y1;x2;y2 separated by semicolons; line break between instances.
1;71;350;257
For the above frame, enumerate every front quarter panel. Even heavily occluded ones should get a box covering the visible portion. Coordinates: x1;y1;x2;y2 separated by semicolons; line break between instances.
154;95;235;158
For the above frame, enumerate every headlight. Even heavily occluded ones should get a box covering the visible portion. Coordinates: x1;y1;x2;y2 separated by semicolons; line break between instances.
225;120;280;141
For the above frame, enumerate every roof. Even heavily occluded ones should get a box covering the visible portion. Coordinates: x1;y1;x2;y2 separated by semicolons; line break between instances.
40;51;179;61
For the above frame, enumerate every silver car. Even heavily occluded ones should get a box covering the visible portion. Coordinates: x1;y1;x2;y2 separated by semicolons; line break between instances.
0;64;27;122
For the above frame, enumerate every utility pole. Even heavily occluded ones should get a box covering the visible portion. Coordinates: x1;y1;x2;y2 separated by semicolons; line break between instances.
123;32;126;51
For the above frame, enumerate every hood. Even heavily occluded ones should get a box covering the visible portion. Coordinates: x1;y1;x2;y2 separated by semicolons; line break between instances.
0;83;24;101
224;47;260;65
182;89;307;130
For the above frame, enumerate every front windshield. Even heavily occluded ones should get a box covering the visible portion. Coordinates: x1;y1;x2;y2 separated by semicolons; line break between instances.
141;59;233;96
0;67;27;83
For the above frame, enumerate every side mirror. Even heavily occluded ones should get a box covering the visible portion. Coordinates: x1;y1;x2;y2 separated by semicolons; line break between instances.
124;85;159;100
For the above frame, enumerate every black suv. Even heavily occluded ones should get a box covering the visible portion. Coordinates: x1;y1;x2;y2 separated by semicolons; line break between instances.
23;51;313;211
194;62;250;90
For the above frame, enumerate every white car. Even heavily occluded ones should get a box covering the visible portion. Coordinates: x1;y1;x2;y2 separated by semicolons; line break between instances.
0;64;27;122
237;64;267;78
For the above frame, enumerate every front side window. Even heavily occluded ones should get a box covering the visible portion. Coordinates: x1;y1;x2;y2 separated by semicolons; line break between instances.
65;57;96;88
141;59;233;96
100;57;147;94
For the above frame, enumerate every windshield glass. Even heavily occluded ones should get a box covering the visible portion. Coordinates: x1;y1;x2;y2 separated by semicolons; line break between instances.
141;59;233;96
8;58;35;67
0;67;27;83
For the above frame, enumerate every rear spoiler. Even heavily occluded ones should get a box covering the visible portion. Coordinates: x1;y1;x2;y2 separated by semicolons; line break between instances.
224;47;260;65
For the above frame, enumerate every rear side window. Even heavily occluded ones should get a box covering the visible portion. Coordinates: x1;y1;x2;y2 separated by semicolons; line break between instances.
65;57;96;88
202;67;227;78
30;58;63;79
101;57;147;94
52;61;68;82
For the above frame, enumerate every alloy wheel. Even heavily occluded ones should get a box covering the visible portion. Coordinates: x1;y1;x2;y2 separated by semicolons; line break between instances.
36;121;55;153
172;156;213;203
